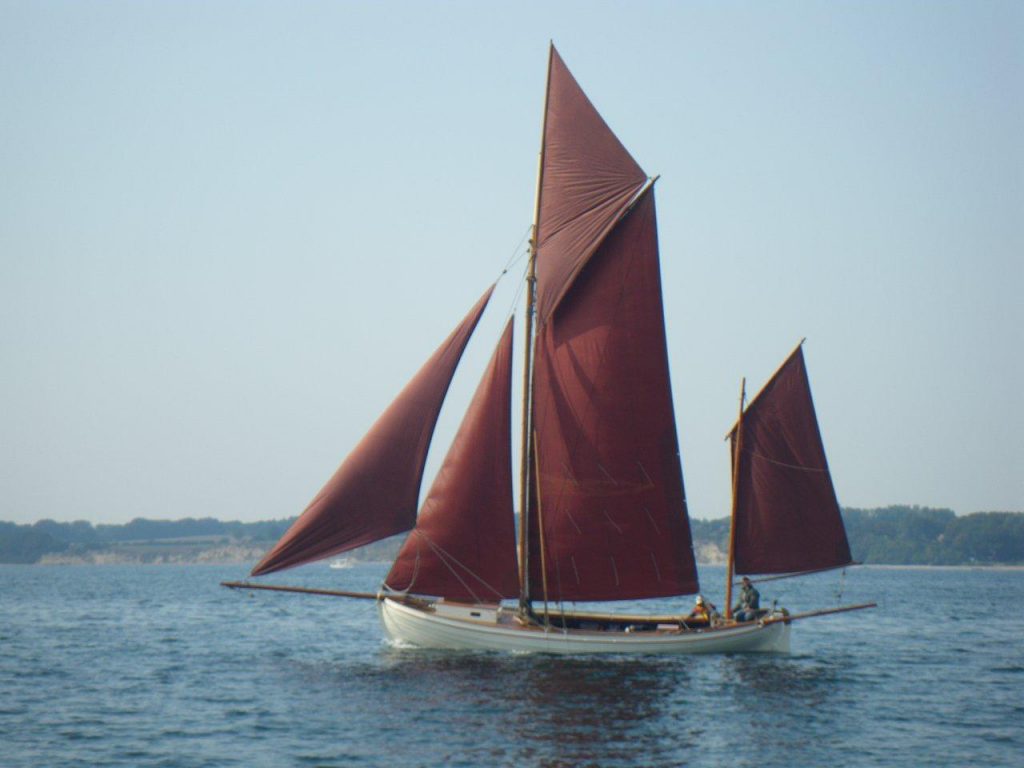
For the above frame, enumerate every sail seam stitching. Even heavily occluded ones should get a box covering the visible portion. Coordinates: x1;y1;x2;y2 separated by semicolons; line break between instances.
745;449;829;472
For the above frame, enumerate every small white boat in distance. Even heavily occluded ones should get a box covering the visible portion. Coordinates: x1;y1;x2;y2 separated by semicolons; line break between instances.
328;558;353;570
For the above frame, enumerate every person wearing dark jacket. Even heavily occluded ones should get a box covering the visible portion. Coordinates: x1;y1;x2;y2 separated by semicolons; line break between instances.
732;576;760;622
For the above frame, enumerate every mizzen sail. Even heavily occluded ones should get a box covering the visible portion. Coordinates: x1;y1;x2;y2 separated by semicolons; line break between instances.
385;319;519;602
251;286;494;576
729;345;852;575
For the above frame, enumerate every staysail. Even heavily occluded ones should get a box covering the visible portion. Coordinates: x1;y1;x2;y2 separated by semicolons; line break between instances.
526;49;698;603
251;286;494;576
385;319;519;602
729;345;852;575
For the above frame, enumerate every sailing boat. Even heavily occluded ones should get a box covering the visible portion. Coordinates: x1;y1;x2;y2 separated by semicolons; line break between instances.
224;46;873;654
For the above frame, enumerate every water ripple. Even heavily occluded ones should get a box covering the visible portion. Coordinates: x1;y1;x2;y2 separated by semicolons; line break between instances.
1;563;1021;767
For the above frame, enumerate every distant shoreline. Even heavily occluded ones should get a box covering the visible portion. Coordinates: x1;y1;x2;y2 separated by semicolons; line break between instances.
4;507;1021;567
858;563;1024;572
14;559;1023;570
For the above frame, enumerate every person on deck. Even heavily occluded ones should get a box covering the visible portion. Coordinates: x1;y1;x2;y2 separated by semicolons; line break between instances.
685;595;720;627
732;576;760;622
687;595;711;624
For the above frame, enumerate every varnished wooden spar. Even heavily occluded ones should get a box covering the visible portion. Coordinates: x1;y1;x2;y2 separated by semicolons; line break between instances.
760;601;877;626
733;562;865;587
221;581;379;601
518;43;554;613
725;377;746;619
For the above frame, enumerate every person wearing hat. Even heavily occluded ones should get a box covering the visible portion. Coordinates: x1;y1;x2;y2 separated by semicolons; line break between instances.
687;595;711;623
732;576;760;622
685;595;719;627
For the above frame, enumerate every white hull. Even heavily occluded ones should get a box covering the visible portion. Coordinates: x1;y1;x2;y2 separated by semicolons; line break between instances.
379;598;791;655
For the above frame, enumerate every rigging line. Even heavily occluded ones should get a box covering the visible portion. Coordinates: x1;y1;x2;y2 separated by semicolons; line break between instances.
414;529;507;603
417;534;486;605
423;539;490;605
736;563;856;585
502;261;528;325
428;543;486;606
501;223;533;274
495;247;530;297
493;235;531;320
382;541;422;595
503;222;536;274
492;226;531;323
744;448;829;473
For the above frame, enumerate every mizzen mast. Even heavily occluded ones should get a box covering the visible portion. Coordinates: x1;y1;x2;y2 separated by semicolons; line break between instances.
725;377;746;620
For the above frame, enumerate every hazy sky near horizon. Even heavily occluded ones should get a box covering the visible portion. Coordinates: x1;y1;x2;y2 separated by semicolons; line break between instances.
2;1;1021;526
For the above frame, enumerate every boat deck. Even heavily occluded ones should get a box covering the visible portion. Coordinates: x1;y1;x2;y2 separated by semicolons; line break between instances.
423;598;768;635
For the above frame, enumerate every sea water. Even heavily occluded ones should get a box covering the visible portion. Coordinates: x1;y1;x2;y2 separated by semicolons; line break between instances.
1;563;1020;767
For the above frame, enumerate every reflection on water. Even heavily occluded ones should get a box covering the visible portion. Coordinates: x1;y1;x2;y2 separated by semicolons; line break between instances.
374;652;695;765
723;654;840;699
362;650;870;766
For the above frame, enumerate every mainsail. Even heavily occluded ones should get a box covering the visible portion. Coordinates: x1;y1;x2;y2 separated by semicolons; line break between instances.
526;50;699;603
729;345;853;575
250;286;494;576
385;319;519;601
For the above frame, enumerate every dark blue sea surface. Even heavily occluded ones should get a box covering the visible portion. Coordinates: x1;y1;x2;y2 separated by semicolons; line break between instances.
1;563;1020;767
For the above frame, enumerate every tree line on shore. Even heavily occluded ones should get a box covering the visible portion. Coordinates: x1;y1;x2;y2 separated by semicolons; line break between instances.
688;507;1024;566
1;505;1021;565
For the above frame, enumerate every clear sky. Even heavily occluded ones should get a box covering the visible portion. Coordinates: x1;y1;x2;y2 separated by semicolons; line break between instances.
2;1;1021;525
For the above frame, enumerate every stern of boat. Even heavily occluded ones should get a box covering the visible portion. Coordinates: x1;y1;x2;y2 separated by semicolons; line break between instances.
760;611;792;653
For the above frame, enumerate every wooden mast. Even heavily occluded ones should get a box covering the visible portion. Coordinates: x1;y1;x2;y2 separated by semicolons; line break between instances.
725;377;746;619
518;43;553;614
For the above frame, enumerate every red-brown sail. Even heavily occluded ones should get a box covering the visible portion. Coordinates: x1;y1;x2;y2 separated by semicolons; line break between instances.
729;345;852;575
528;188;699;602
534;46;649;324
385;319;519;602
251;286;494;576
